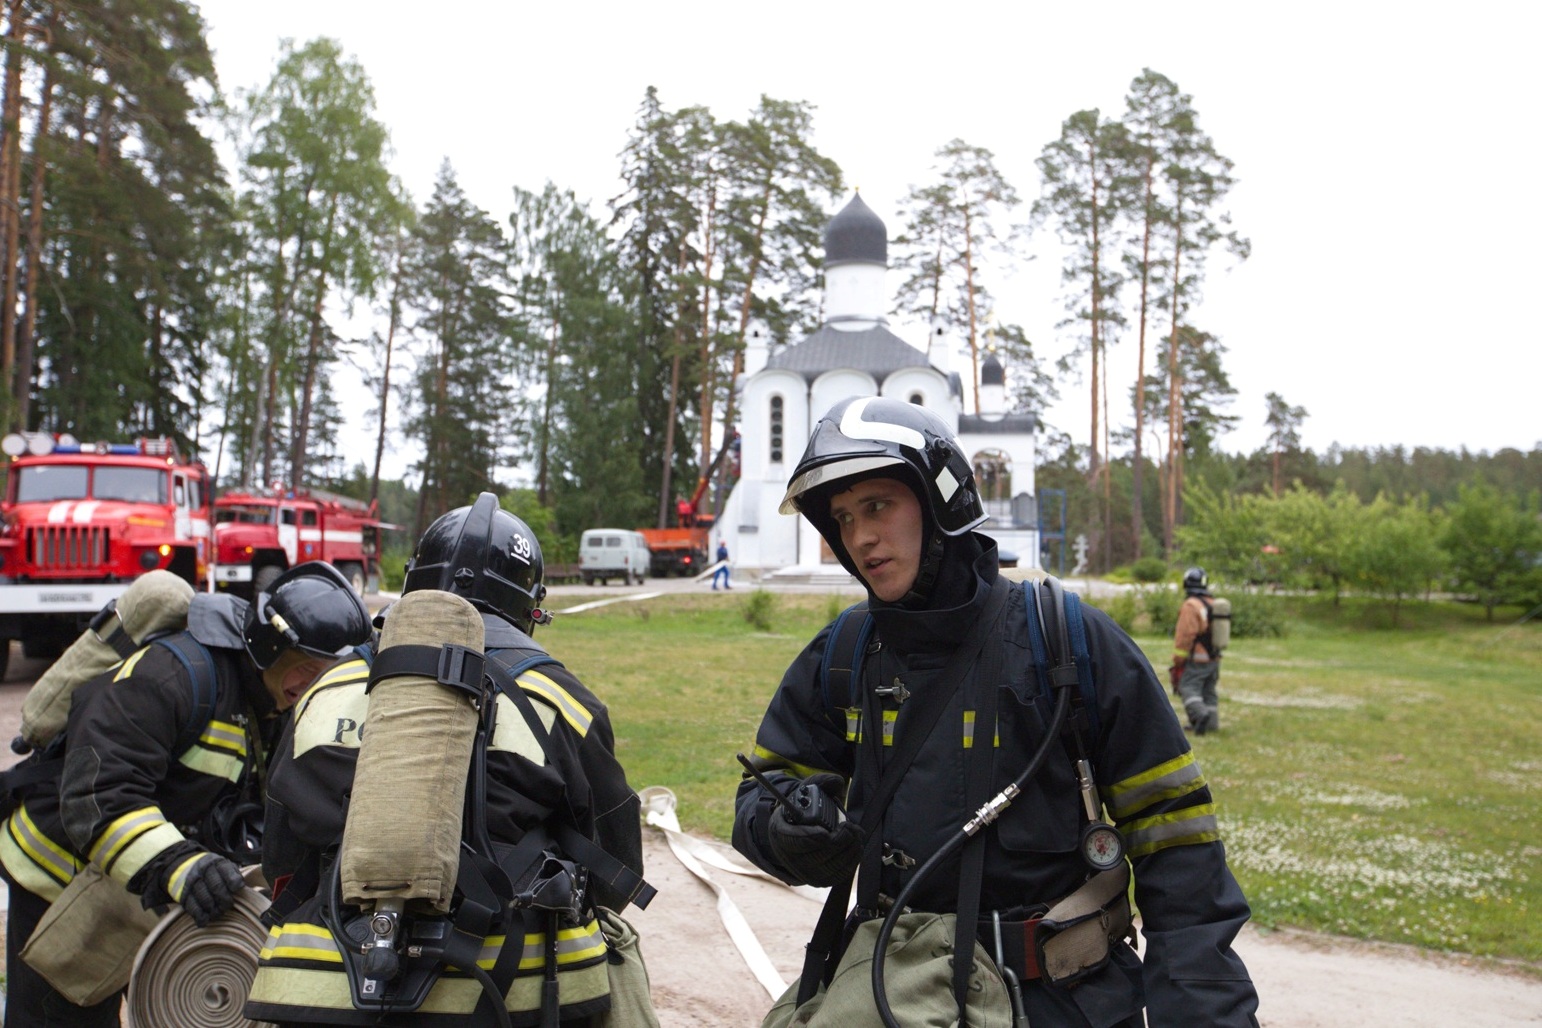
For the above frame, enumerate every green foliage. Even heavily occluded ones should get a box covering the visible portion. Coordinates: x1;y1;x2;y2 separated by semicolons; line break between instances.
1439;480;1542;619
1345;495;1448;626
499;490;574;565
1092;590;1140;632
741;589;777;631
1130;556;1168;582
1221;591;1287;640
1142;585;1182;636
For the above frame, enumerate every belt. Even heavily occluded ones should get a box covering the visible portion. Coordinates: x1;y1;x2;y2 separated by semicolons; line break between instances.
978;864;1133;986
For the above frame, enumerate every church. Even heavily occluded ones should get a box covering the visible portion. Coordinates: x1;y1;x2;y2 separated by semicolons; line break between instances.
713;194;1041;580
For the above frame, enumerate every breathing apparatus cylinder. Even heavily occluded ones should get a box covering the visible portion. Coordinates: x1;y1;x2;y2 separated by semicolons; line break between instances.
17;569;195;752
339;589;484;915
1208;596;1232;653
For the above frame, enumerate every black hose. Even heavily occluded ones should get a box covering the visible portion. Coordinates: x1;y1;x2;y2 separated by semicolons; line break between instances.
872;685;1072;1028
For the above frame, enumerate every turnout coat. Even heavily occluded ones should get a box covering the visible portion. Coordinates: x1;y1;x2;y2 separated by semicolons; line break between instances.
733;538;1260;1027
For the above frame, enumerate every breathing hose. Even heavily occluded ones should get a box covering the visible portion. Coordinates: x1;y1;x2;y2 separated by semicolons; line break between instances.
871;685;1072;1028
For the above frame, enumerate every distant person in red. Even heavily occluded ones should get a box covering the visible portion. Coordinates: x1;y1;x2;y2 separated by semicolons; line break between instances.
678;498;696;528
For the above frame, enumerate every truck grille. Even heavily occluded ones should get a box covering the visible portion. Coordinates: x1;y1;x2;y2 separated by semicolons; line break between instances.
28;525;110;570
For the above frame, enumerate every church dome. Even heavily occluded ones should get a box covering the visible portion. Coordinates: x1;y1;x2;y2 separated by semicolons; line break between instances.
824;194;887;268
981;352;1004;385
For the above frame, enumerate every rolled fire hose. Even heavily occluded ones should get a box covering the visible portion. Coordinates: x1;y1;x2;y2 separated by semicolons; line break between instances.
19;569;193;749
340;588;484;913
125;866;275;1028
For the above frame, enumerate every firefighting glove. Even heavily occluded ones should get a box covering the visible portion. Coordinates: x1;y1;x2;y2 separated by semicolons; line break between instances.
166;851;246;927
766;772;864;888
1169;659;1186;693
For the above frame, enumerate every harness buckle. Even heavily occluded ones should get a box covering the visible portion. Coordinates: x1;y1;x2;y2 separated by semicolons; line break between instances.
880;845;916;869
874;677;910;703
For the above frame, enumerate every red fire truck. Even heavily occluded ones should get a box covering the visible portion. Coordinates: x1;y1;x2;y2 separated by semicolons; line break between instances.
0;433;212;675
212;486;385;598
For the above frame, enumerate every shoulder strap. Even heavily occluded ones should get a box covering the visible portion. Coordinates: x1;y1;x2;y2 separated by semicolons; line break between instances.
819;601;871;714
152;635;220;755
1023;577;1099;739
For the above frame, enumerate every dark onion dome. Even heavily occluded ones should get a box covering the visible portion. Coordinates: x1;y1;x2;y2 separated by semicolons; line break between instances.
824;193;887;267
981;352;1004;386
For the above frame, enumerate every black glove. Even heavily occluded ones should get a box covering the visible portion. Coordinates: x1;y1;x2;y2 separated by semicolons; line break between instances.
766;773;863;887
169;852;246;927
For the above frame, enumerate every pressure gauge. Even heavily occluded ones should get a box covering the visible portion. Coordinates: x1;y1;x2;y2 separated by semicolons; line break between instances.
1080;821;1125;872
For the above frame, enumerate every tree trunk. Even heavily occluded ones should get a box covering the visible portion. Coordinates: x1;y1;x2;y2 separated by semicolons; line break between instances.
0;0;28;411
13;27;52;429
371;242;404;504
656;240;687;529
1131;153;1154;560
963;205;980;415
1163;198;1186;556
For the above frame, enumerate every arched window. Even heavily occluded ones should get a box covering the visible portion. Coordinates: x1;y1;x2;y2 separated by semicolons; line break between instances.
908;392;924;405
973;450;1011;505
770;395;784;463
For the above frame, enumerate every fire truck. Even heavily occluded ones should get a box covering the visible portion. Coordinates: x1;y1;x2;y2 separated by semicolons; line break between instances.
0;433;212;676
212;486;385;599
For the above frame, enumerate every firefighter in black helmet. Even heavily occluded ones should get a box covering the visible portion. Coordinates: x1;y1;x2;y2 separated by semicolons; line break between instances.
733;396;1260;1027
1171;566;1223;733
249;493;650;1026
0;560;370;1027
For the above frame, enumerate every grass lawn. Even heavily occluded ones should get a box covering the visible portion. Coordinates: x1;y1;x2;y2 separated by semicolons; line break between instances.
539;590;1542;970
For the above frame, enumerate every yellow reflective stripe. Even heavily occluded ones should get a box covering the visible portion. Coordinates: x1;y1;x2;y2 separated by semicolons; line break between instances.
490;691;557;762
881;709;897;746
178;743;245;782
1107;752;1207;821
518;670;592;738
964;710;974;748
247;965;357;1010
259;922;345;963
167;852;205;901
748;745;833;781
112;647;151;681
296;658;369;717
844;708;861;742
88;807;166;866
4;807;81;888
198;719;246;755
99;821;185;885
1122;802;1221;858
0;818;72;900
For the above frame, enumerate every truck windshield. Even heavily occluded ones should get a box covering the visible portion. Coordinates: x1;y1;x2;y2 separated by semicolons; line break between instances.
15;465;89;502
216;505;276;524
94;467;167;503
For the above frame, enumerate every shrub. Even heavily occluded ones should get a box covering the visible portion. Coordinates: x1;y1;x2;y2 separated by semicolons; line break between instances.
743;589;777;631
1093;590;1140;632
1131;556;1168;583
1143;586;1182;636
1224;591;1286;640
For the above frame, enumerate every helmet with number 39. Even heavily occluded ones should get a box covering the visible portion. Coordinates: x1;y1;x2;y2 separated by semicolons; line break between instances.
403;492;548;634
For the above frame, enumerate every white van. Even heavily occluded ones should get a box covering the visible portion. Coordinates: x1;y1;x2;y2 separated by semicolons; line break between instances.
579;529;652;586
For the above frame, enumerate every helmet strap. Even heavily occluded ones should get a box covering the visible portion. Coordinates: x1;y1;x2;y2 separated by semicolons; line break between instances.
897;530;946;607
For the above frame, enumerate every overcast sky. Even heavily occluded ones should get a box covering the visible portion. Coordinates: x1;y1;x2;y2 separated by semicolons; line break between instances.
194;0;1540;471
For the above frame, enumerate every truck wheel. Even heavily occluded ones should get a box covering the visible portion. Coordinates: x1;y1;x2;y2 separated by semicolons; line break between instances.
253;565;282;595
339;562;366;598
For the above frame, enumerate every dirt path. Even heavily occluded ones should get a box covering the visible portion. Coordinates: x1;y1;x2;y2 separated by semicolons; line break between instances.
631;827;1542;1027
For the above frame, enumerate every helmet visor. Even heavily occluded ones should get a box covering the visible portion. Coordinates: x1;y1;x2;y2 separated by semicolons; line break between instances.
780;455;904;515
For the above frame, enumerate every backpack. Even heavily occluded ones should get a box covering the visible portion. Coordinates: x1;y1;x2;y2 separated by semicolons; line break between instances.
0;579;219;816
1198;595;1232;655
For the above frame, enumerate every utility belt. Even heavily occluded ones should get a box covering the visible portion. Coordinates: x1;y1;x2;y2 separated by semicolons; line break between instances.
850;863;1133;989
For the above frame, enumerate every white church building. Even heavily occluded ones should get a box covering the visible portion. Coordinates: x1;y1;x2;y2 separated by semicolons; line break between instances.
714;194;1041;579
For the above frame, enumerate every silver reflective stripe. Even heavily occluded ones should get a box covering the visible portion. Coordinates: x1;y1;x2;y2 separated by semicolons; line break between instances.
1107;752;1206;820
1122;803;1220;858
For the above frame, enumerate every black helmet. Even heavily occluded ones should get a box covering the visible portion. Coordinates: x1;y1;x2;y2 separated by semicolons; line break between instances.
244;561;373;671
782;394;983;537
403;492;549;633
1183;566;1209;593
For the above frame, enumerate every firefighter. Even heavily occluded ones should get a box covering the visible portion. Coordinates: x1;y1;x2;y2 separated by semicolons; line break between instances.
0;560;371;1028
1171;565;1223;734
247;493;648;1027
733;396;1260;1026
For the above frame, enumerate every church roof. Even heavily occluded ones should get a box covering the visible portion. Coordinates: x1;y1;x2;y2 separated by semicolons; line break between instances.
824;194;887;267
766;323;933;383
959;412;1038;434
981;352;1004;385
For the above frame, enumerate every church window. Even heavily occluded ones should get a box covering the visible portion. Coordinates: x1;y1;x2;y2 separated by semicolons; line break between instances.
770;396;784;463
974;450;1011;503
909;391;924;405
